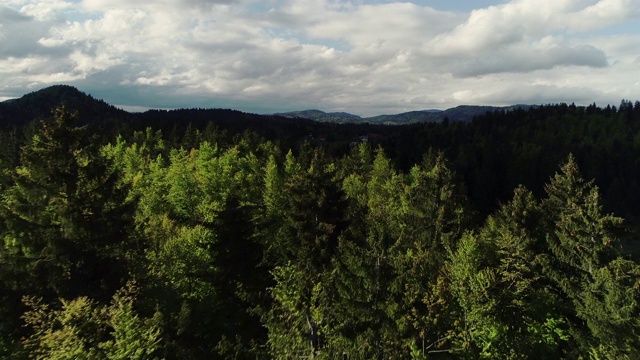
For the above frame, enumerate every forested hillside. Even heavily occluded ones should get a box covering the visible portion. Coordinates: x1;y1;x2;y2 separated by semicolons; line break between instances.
1;88;640;358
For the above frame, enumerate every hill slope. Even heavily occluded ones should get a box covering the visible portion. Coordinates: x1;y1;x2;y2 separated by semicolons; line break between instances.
0;85;130;127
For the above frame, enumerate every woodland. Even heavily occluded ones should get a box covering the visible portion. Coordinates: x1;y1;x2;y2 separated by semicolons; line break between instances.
1;86;640;359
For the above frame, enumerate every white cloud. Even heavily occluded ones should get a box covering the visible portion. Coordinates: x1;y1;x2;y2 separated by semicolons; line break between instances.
19;0;72;20
300;3;459;46
567;0;640;32
0;0;639;115
80;0;242;12
426;0;640;57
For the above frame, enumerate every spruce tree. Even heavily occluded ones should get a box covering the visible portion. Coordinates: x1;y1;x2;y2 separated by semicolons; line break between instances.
0;106;133;357
541;155;640;357
1;105;132;301
263;147;346;358
449;186;568;359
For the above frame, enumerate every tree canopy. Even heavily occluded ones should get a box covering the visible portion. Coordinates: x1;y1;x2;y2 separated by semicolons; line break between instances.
1;101;640;358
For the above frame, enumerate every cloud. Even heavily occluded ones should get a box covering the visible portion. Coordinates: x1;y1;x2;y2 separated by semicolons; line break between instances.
454;43;608;77
294;3;459;46
0;3;29;21
80;0;242;11
0;4;64;57
425;0;639;54
567;0;640;31
465;83;603;105
19;0;72;20
0;0;639;115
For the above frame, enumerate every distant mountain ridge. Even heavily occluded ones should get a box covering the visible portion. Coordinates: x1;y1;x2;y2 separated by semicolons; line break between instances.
273;109;363;124
277;105;536;124
1;85;534;127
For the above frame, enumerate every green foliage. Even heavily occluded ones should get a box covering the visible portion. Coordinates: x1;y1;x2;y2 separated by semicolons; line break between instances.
99;283;163;360
322;148;468;357
583;258;640;358
542;155;621;275
264;263;326;358
22;295;105;360
3;102;640;359
110;137;270;357
262;147;346;357
1;106;133;299
21;281;162;360
0;106;137;359
537;155;640;356
449;186;569;358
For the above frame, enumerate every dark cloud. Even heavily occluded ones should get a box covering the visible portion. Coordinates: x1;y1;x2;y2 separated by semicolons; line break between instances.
478;83;603;105
0;5;57;58
0;4;31;42
0;4;31;21
454;44;608;77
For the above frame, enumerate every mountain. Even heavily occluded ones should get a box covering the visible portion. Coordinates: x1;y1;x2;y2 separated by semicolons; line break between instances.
0;86;331;154
0;85;130;127
278;105;536;125
365;110;446;125
274;109;362;123
1;85;536;129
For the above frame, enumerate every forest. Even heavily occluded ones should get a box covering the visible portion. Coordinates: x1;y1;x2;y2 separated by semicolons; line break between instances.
1;86;640;359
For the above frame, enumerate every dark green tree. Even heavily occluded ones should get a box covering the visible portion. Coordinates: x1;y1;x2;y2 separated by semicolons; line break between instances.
263;147;347;358
1;106;132;299
0;106;135;357
540;155;640;357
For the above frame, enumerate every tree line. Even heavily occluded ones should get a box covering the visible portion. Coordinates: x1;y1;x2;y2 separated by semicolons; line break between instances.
1;102;640;358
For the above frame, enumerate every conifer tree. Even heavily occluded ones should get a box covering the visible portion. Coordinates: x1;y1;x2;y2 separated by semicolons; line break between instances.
0;106;134;358
1;105;132;301
21;281;162;360
132;140;269;358
450;186;569;359
328;149;403;357
264;147;346;358
397;153;466;356
540;155;640;357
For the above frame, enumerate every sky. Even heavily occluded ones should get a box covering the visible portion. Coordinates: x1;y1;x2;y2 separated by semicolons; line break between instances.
0;0;639;116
